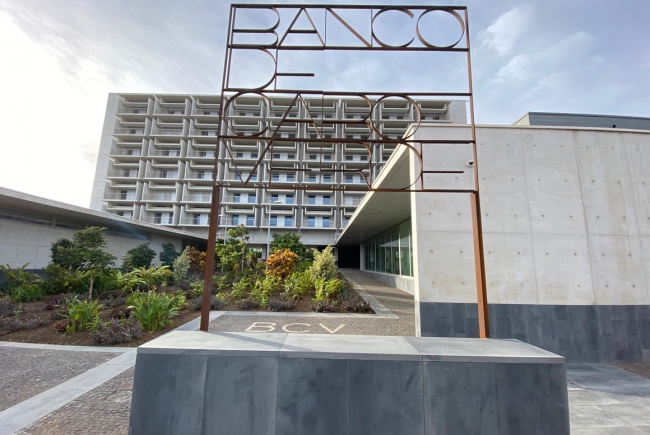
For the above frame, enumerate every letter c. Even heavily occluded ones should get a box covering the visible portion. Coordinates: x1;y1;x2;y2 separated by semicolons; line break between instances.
282;323;311;333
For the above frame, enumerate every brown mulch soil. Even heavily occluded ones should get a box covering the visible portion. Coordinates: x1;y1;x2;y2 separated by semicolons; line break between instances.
220;295;375;314
613;362;650;380
0;297;199;347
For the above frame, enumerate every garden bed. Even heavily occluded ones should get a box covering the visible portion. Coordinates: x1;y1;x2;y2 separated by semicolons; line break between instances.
0;296;200;347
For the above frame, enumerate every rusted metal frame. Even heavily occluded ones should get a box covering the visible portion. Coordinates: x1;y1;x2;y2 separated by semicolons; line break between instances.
223;89;472;97
464;8;489;338
201;5;236;332
230;45;470;52
232;4;467;11
218;135;475;144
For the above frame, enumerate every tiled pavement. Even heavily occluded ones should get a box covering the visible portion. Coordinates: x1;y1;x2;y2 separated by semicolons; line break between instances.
1;273;650;434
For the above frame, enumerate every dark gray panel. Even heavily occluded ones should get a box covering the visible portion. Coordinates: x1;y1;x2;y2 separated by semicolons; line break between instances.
596;306;613;335
350;360;424;435
639;319;650;349
495;363;569;434
465;317;479;338
203;356;277;435
434;317;451;337
465;303;479;319
450;304;466;335
129;353;207;435
276;358;350;435
423;361;498;435
434;302;451;318
419;302;436;336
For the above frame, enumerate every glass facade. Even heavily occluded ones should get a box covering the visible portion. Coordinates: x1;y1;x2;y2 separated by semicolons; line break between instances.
363;220;413;277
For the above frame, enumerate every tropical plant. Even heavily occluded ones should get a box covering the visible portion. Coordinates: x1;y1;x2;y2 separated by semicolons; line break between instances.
283;270;313;300
310;246;337;281
265;249;298;279
12;283;44;303
215;225;252;273
159;242;180;269
40;264;83;295
190;281;204;295
124;266;171;287
267;297;295;312
250;276;280;307
50;227;116;299
65;299;103;333
122;243;157;271
270;232;306;260
187;248;207;272
91;317;142;345
173;247;191;282
127;291;186;332
230;277;251;300
0;264;40;297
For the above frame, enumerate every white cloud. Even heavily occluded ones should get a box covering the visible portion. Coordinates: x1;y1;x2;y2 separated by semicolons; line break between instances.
478;5;533;57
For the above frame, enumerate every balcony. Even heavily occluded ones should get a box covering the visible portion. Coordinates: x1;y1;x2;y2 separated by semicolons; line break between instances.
144;171;178;179
183;194;212;203
103;193;137;201
185;171;213;181
149;149;181;157
142;193;176;202
222;195;257;204
110;148;142;157
187;150;216;158
114;128;145;136
106;170;139;178
151;129;183;136
141;216;174;225
303;219;336;229
260;219;296;228
179;217;209;226
154;108;186;115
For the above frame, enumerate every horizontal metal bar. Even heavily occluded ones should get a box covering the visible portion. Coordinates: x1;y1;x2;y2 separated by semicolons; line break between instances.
422;170;466;174
228;45;469;52
222;89;472;97
231;4;467;11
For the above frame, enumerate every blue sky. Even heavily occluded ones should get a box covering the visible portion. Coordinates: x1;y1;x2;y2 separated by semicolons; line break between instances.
0;0;648;206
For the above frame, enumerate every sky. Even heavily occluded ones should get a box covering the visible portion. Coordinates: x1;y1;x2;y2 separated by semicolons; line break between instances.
0;0;648;207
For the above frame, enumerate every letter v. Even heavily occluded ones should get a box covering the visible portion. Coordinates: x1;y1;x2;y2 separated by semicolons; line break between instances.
319;323;345;334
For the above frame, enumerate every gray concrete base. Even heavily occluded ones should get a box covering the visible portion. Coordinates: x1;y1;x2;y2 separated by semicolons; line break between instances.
129;332;569;435
419;302;650;363
360;270;414;294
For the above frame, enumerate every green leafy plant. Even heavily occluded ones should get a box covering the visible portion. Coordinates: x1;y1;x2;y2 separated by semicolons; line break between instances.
122;243;157;271
270;232;306;260
250;276;280;307
118;266;171;291
230;277;251;300
190;281;204;295
127;291;186;332
173;247;191;282
0;263;40;297
310;246;337;281
159;242;180;270
66;299;103;333
314;278;341;302
283;270;313;300
12;283;44;303
50;227;116;299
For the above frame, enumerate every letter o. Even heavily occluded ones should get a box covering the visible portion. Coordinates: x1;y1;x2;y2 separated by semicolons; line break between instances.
416;8;465;49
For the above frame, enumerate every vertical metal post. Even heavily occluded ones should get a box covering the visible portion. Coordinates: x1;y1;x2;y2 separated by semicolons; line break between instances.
200;185;221;331
266;199;273;258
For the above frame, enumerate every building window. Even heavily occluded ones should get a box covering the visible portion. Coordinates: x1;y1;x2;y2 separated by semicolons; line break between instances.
236;152;243;158
120;190;128;200
197;171;205;179
345;174;353;183
246;215;254;226
248;195;256;203
323;154;331;161
234;193;241;203
272;174;280;181
117;211;124;217
323;196;331;205
309;174;317;182
323;174;331;182
287;173;295;182
310;154;317;160
285;216;293;226
346;155;353;161
193;214;201;225
154;213;162;224
271;194;279;202
251;173;257;181
160;170;168;178
270;215;277;227
273;153;281;159
286;195;294;204
232;215;239;226
308;195;315;205
288;154;295;160
308;217;315;227
251;152;258;158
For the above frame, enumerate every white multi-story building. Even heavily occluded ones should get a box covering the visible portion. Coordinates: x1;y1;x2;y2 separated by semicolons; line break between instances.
90;93;467;254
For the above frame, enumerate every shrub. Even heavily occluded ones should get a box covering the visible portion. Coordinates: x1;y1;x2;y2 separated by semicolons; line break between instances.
122;243;157;271
312;300;338;312
190;281;204;295
54;319;71;333
0;297;18;317
173;247;191;282
267;297;295;312
189;295;225;311
313;278;341;302
122;266;172;289
211;294;225;310
127;291;185;332
66;299;103;333
0;316;48;335
250;276;280;307
91;317;143;345
284;270;313;299
270;232;306;260
103;294;126;308
265;249;298;279
187;248;207;272
159;243;180;269
237;298;259;310
40;264;85;295
310;246;337;281
338;280;371;313
230;277;251;300
12;283;44;303
0;264;40;297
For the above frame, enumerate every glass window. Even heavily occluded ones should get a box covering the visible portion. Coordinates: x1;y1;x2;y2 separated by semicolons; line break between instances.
273;153;281;159
308;217;315;227
322;217;330;228
323;174;331;182
345;175;353;183
362;220;412;277
246;215;254;226
237;152;243;158
233;193;241;203
324;155;331;161
323;196;331;205
251;152;258;158
270;215;277;226
309;174;317;182
193;214;201;225
287;173;295;181
251;173;257;181
271;194;279;202
286;195;294;204
285;216;293;226
308;195;315;204
288;154;295;160
310;154;317;160
232;215;239;225
272;174;280;181
248;195;256;203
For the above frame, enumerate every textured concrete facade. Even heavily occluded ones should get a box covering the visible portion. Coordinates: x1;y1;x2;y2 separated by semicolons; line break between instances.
515;112;650;131
129;331;569;435
339;124;650;362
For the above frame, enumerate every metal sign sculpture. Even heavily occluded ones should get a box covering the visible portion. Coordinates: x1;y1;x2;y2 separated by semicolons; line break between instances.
200;4;489;338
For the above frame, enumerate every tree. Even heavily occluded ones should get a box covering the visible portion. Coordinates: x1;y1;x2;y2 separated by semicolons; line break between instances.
310;246;337;281
270;232;306;260
49;227;115;299
215;225;250;273
123;243;156;271
159;243;180;269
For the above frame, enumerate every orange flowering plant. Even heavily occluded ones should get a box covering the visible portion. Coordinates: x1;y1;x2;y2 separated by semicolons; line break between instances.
265;249;298;279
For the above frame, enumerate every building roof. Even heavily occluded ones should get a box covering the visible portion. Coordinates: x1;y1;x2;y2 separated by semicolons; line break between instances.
513;112;650;131
0;186;206;241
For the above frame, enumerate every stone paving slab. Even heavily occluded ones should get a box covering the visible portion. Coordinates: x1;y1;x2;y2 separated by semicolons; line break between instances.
208;269;415;336
0;348;117;412
16;368;134;435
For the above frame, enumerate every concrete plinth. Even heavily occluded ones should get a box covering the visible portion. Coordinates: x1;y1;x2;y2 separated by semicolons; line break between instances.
129;332;569;435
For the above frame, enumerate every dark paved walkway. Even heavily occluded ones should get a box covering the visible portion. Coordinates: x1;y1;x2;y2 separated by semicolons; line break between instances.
208;269;416;336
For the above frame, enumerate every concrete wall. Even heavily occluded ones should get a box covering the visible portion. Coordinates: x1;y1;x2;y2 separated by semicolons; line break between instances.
0;219;184;269
410;125;650;362
90;93;120;211
362;270;415;295
517;112;650;131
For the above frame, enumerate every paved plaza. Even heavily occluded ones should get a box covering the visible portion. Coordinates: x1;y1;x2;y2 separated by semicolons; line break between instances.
1;272;649;434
